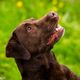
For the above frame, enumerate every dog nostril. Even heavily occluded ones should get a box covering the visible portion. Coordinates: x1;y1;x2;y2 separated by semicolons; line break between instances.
51;12;55;16
49;12;55;17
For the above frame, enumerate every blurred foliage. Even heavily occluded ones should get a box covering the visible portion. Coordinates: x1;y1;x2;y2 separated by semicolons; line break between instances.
0;0;80;80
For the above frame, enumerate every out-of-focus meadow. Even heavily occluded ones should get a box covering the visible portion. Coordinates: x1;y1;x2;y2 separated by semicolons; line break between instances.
0;0;80;80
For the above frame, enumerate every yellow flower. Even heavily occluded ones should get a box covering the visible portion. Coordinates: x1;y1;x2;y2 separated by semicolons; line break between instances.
52;0;58;5
59;2;64;8
16;1;23;8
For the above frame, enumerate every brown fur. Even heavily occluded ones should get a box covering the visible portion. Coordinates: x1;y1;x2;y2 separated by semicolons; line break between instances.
6;12;80;80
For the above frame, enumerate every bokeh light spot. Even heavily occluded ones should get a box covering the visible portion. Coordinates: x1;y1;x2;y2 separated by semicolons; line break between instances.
16;1;23;8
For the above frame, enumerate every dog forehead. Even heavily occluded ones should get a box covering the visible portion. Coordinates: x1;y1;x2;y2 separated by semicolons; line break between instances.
20;20;38;28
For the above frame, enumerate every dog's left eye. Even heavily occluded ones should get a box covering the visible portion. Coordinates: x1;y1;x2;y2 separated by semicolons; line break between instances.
27;26;31;30
26;26;32;32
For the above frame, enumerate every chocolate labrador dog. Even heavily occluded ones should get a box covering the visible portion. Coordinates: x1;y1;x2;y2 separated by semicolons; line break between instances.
6;12;80;80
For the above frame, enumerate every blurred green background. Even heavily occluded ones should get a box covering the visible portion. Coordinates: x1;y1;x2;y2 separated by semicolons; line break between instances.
0;0;80;80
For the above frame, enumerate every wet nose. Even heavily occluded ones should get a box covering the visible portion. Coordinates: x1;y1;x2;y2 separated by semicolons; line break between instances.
48;11;59;21
48;12;55;17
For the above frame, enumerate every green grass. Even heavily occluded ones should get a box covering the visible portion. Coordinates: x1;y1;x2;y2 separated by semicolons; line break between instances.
0;0;80;80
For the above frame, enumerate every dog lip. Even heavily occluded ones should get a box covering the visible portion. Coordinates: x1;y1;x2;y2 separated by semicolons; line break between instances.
53;16;59;21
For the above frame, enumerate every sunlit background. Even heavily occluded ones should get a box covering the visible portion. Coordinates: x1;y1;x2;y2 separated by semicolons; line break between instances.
0;0;80;80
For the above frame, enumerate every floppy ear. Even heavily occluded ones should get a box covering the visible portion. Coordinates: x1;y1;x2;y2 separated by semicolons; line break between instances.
6;31;31;60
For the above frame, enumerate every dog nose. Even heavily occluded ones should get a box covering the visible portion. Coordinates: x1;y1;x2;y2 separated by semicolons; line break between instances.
48;12;59;21
48;12;55;17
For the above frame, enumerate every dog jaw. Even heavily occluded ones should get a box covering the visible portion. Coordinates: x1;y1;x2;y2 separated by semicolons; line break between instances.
47;25;64;45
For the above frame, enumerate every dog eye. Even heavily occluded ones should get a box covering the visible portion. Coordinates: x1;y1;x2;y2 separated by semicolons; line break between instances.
25;26;32;32
27;26;31;30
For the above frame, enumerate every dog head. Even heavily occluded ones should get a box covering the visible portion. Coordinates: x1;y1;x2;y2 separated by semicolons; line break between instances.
6;11;64;60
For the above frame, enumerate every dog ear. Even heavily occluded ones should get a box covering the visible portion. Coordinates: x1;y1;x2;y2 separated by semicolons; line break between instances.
6;31;31;60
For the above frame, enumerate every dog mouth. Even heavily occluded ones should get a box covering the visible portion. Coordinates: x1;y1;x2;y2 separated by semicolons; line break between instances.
47;25;64;45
